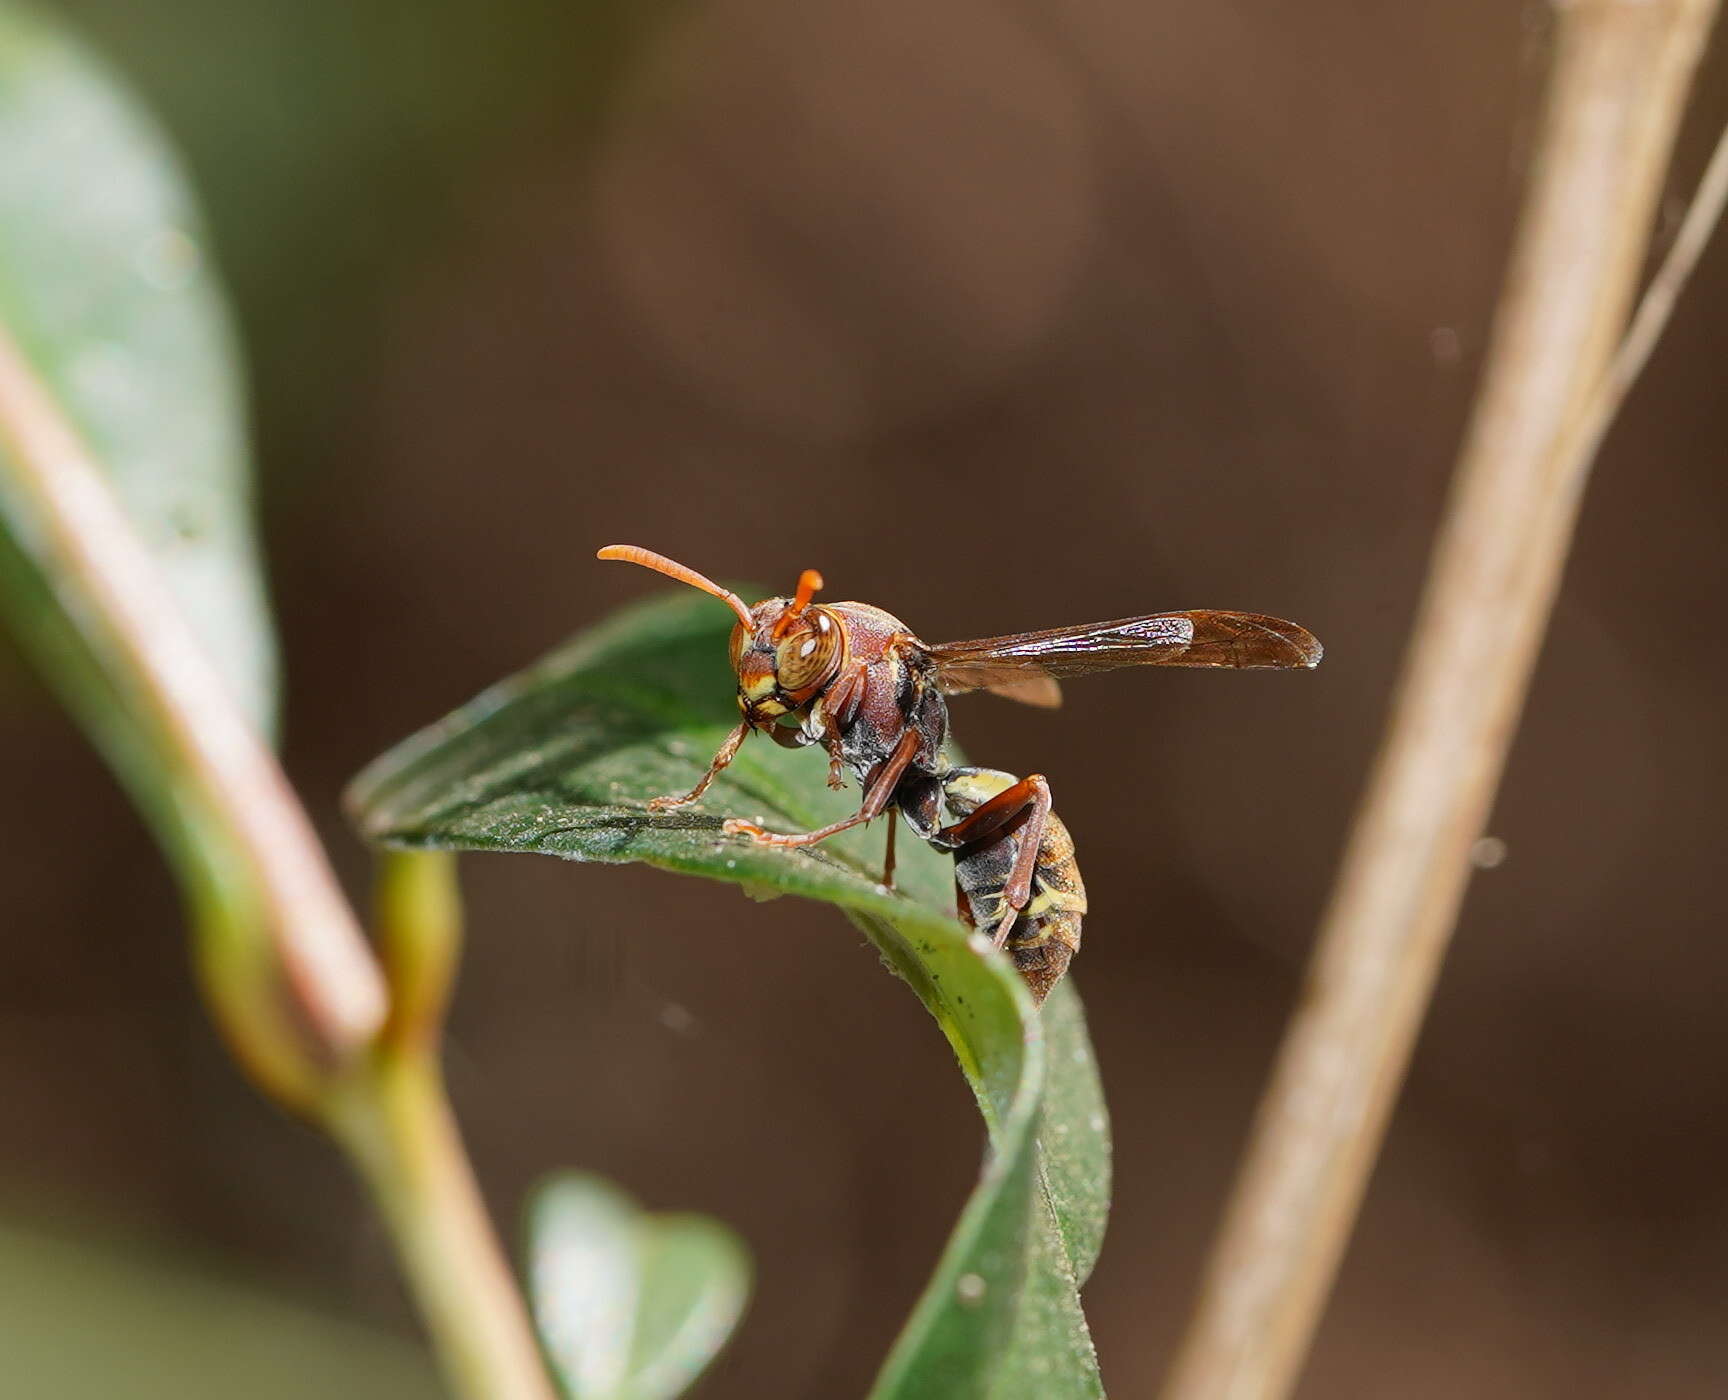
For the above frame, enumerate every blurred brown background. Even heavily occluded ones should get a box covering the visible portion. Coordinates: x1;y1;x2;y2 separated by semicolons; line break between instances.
5;1;1728;1395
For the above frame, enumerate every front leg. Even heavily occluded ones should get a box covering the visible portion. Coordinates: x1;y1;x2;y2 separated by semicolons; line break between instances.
820;717;848;791
725;725;920;849
646;720;750;812
817;662;866;791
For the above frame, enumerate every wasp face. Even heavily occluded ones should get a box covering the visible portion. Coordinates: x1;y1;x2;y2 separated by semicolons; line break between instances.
731;597;845;727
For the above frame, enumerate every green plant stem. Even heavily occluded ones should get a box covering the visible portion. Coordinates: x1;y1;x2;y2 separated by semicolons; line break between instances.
328;1051;559;1400
325;848;555;1400
375;849;463;1050
0;323;385;1058
1160;4;1722;1398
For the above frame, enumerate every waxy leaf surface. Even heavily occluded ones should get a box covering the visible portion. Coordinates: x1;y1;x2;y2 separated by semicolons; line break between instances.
350;589;1112;1398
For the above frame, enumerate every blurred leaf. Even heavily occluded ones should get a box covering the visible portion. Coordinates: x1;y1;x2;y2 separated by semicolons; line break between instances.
0;0;276;827
349;589;1111;1398
0;2;313;1101
628;1213;751;1400
0;1215;437;1400
528;1173;749;1400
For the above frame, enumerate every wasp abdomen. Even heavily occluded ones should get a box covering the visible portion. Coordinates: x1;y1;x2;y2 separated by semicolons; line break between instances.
943;767;1087;1004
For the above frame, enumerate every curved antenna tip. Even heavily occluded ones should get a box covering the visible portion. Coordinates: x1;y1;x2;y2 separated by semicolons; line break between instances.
595;544;755;629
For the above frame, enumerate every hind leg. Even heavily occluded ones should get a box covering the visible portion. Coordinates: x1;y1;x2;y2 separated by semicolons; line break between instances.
934;773;1052;914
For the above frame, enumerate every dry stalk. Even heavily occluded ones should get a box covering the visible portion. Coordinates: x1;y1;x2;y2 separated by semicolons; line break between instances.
1161;4;1723;1397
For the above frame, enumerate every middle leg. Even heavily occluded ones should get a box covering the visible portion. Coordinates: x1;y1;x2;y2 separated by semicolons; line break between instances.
724;725;922;849
881;807;899;890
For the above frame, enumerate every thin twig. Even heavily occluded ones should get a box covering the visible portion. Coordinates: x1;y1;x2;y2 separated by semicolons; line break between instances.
0;326;386;1053
1160;4;1722;1397
1579;110;1728;458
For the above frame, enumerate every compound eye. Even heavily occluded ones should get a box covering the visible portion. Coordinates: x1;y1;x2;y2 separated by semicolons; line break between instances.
774;610;840;694
728;620;748;669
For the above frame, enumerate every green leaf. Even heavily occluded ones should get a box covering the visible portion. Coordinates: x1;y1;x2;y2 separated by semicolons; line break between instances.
527;1173;750;1400
350;589;1112;1398
0;1;276;819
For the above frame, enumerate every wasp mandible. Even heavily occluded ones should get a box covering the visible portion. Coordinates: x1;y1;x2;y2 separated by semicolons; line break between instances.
598;545;1322;1003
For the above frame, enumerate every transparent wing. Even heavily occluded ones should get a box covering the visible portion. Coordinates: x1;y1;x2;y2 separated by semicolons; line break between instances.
972;673;1064;708
930;611;1321;696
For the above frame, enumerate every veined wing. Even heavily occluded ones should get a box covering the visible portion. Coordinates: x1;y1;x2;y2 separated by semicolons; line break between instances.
929;610;1321;697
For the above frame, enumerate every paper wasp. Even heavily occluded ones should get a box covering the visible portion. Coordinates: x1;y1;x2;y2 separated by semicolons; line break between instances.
598;545;1322;1002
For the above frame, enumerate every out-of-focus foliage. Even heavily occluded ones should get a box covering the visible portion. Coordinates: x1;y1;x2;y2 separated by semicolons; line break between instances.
0;0;274;809
43;0;650;458
0;0;324;1104
528;1173;750;1400
349;589;1112;1398
0;1217;437;1399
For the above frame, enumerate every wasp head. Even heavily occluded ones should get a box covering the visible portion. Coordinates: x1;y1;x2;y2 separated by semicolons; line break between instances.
597;546;845;730
730;571;846;724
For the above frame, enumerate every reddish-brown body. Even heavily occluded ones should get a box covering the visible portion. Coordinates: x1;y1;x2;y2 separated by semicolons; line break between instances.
597;545;1322;1004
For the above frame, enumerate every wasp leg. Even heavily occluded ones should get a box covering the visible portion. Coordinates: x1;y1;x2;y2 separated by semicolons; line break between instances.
819;664;866;791
956;870;1024;950
646;720;750;812
932;774;1052;922
725;725;920;848
882;808;899;890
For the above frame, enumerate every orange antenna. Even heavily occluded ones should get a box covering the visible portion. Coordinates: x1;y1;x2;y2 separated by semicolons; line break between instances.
774;569;824;638
596;545;755;629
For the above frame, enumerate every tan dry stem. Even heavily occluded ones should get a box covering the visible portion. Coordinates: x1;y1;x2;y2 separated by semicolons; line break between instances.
1161;4;1722;1398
